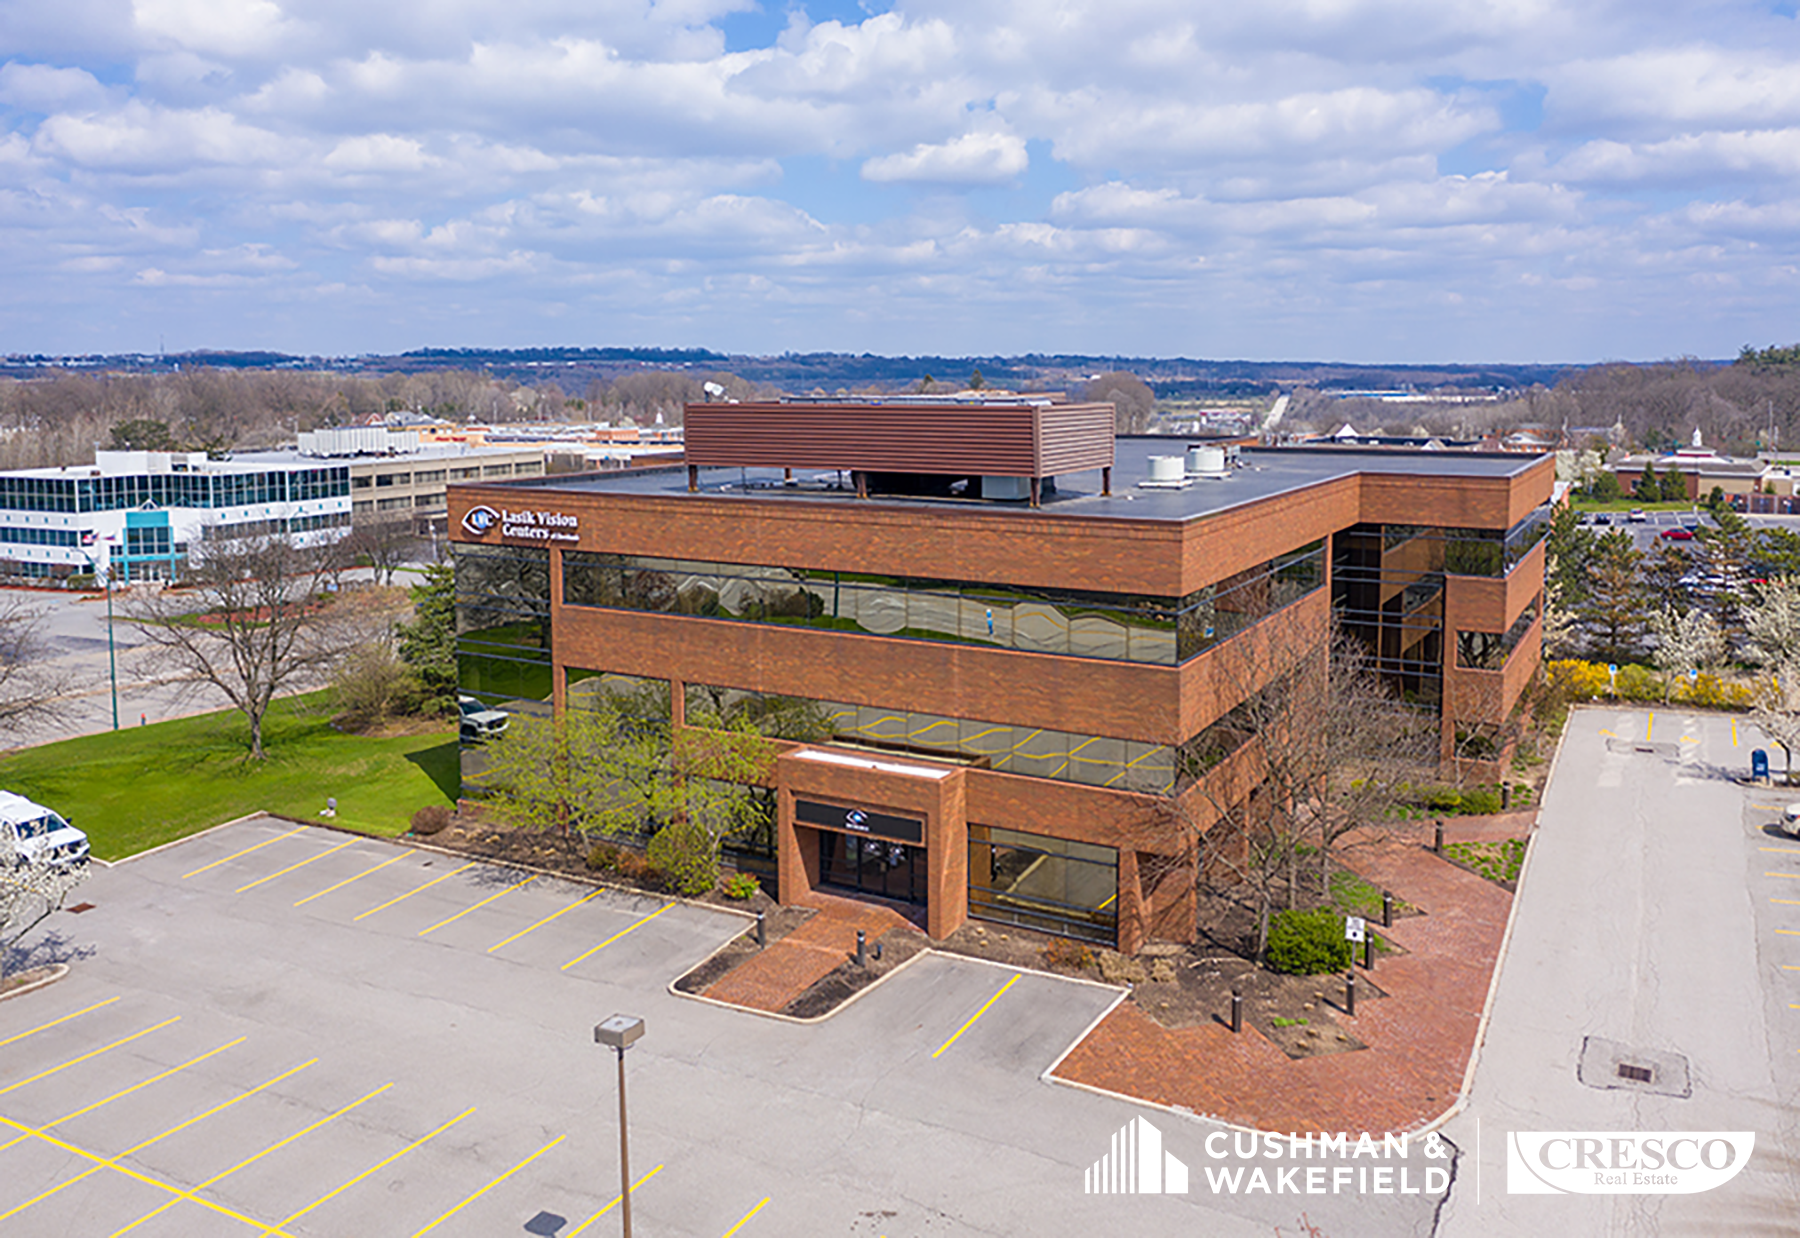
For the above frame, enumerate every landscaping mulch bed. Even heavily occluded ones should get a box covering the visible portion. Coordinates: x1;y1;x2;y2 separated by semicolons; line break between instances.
412;815;776;915
673;905;817;994
781;927;931;1019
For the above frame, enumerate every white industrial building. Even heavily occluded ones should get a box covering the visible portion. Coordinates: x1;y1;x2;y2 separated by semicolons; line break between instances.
0;450;352;582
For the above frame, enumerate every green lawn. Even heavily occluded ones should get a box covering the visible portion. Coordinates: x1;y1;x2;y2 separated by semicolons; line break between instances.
0;692;460;861
1569;498;1703;513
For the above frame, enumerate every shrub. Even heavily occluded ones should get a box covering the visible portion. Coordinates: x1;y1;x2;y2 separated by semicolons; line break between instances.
1265;907;1354;975
1460;786;1503;815
1614;664;1660;701
646;821;718;897
1424;786;1463;812
409;805;452;836
585;842;621;872
1547;659;1611;700
1042;937;1095;971
721;872;760;900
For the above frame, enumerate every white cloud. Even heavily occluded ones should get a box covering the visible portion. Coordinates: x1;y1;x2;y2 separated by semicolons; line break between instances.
0;62;108;113
862;131;1028;185
132;0;298;58
0;0;1798;359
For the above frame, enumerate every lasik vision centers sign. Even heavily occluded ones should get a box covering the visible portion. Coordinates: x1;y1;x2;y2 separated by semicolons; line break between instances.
460;504;579;544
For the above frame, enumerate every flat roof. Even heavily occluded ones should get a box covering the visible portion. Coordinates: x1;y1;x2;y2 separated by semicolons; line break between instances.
487;438;1545;525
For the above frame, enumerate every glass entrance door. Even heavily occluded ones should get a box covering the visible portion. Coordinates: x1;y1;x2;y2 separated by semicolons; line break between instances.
819;831;927;905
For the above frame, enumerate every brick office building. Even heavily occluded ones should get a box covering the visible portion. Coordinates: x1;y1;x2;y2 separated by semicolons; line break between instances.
449;398;1552;953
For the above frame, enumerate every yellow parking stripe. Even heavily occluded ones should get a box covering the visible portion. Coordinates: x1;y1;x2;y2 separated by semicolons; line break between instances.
295;852;409;905
490;887;605;953
235;838;358;893
0;996;120;1050
933;974;1020;1059
107;1083;393;1237
0;1112;300;1238
721;1197;771;1236
1759;847;1800;854
0;1036;245;1152
280;1107;475;1227
562;901;674;970
354;861;478;921
418;874;537;936
1733;718;1740;746
182;825;309;879
1779;928;1800;936
1775;899;1800;906
0;1016;180;1097
1765;872;1800;879
409;1134;566;1237
567;1164;663;1237
0;1059;315;1226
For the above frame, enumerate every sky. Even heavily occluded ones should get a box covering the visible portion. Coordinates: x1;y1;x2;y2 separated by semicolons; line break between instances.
2;0;1799;363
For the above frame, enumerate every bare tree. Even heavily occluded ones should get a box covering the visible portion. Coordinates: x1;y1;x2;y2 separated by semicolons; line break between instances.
1080;371;1157;434
0;594;71;739
124;531;347;758
344;512;421;586
1;830;87;980
1162;619;1433;960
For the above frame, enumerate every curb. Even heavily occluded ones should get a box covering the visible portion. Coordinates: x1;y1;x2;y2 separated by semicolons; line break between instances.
0;963;70;1003
667;941;935;1026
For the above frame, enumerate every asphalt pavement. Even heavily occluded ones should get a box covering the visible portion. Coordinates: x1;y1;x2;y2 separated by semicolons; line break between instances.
1437;707;1800;1236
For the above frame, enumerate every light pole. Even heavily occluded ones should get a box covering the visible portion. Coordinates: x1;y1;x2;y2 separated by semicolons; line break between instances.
84;550;119;731
595;1015;645;1237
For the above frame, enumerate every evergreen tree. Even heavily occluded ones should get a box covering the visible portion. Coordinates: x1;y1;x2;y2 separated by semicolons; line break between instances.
1575;532;1649;663
397;563;458;715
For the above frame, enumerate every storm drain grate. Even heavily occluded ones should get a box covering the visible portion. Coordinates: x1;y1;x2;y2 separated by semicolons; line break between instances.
1578;1036;1692;1098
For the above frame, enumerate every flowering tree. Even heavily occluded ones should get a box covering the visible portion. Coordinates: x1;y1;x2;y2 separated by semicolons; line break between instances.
1;833;87;980
1648;605;1726;701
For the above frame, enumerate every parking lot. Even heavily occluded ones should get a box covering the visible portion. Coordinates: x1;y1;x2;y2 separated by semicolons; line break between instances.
0;816;1452;1238
1438;707;1800;1236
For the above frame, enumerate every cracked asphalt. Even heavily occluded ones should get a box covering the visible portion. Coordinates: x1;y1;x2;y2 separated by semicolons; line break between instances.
1437;706;1800;1236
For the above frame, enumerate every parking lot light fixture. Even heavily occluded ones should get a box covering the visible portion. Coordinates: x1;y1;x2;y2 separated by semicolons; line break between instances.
595;1015;645;1238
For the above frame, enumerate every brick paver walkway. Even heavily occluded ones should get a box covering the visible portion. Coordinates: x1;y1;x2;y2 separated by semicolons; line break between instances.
1053;831;1519;1135
701;891;918;1015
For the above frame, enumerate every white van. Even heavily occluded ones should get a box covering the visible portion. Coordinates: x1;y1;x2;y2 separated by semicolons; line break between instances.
0;792;90;868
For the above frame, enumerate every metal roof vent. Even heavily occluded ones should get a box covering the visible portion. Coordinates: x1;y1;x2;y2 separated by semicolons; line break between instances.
1139;455;1191;490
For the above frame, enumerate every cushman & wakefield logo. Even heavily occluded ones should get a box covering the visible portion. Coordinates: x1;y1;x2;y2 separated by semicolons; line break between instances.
1083;1121;1451;1197
1507;1131;1754;1194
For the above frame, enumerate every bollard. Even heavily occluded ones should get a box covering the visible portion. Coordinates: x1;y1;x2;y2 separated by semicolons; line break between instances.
1382;891;1394;929
1363;933;1375;971
1230;990;1243;1034
855;929;867;968
1501;782;1512;810
140;713;147;726
754;911;766;948
1434;819;1444;854
1345;970;1357;1017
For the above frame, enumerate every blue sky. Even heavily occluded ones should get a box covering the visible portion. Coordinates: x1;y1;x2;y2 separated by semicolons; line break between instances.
2;0;1800;363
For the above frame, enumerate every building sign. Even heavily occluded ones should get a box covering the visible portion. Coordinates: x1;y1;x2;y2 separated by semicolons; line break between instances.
794;798;923;844
460;503;580;544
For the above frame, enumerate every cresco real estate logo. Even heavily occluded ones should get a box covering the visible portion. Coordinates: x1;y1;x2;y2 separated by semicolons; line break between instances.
1507;1131;1754;1194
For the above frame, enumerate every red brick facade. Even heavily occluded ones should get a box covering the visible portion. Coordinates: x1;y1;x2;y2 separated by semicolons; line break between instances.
451;448;1552;954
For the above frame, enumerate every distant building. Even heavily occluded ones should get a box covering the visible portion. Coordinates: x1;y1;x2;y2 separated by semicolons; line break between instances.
0;450;351;583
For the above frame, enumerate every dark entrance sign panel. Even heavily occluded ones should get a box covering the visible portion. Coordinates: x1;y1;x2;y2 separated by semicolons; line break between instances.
794;798;923;845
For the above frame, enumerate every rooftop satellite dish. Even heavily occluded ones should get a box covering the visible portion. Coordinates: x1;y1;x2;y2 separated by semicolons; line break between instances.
702;381;726;401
